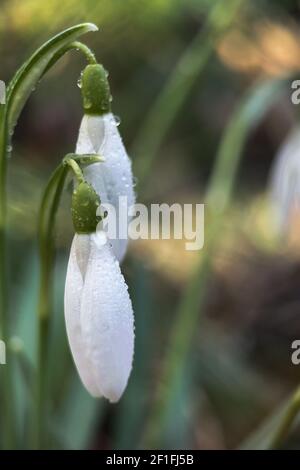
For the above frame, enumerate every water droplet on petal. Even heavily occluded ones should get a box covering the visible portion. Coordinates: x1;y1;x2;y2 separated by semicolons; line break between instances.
114;115;121;126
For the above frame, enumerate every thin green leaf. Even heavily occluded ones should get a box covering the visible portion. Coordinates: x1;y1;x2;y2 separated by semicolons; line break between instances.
6;23;98;132
240;387;300;450
143;77;290;447
132;0;244;185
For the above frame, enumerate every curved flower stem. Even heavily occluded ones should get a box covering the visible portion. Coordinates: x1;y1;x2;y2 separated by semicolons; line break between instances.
34;154;103;447
143;78;286;447
71;41;97;65
64;157;85;183
35;164;68;448
43;41;97;77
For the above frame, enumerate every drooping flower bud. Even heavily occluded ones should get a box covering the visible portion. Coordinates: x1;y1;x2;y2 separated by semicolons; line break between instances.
76;63;135;262
71;181;101;234
80;64;111;115
64;231;134;402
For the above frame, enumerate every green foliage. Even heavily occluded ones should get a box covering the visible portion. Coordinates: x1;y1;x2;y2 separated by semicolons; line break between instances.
1;0;300;452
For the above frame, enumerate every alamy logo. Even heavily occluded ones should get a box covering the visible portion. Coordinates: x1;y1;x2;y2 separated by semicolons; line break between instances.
98;199;205;251
0;340;6;365
291;80;300;105
291;340;300;365
0;80;5;104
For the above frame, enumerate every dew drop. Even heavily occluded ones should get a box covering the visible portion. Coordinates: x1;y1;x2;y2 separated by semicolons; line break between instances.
114;115;121;126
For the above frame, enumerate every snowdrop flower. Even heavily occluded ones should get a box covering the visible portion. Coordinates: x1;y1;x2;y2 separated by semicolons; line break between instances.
76;64;135;262
270;126;300;233
64;166;134;402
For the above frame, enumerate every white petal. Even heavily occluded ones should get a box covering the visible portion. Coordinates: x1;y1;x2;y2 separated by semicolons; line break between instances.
64;235;101;397
80;232;135;403
270;126;300;232
75;114;136;262
76;114;105;154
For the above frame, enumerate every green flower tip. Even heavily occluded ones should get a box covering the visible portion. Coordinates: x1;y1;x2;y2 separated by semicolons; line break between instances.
80;63;111;116
71;181;104;234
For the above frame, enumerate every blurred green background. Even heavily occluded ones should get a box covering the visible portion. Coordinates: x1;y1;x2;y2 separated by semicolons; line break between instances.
2;0;300;449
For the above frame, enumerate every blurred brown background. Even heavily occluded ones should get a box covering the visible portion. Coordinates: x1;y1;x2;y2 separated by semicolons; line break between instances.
2;0;300;449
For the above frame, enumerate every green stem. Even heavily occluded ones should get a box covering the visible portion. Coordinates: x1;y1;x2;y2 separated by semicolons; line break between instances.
72;41;97;64
64;158;85;183
0;105;6;338
43;41;97;77
269;387;300;449
0;104;16;449
0;23;98;449
35;164;68;448
142;78;287;447
0;106;7;349
64;153;104;166
33;42;97;451
132;0;244;186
